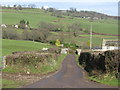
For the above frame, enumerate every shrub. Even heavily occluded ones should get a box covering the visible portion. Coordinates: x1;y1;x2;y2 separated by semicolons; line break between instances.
63;43;78;50
48;48;61;54
50;40;56;45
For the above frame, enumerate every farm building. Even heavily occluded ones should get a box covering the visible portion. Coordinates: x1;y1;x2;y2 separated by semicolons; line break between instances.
102;39;120;51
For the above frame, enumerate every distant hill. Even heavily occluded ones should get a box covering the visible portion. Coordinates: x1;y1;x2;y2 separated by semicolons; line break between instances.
78;11;118;20
58;9;118;20
1;8;118;35
2;6;118;20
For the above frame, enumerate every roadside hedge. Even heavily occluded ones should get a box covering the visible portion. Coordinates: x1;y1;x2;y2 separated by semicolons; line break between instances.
78;50;120;78
5;48;60;67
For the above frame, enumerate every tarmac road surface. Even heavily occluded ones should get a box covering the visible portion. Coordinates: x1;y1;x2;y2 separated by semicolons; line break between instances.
23;54;118;88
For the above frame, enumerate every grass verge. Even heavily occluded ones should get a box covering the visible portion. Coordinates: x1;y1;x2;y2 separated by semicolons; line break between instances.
88;74;119;86
2;79;26;88
3;54;66;74
2;54;66;88
75;54;119;86
40;54;66;74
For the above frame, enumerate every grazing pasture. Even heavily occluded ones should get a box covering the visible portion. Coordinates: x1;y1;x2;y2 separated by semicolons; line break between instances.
2;39;52;56
2;9;118;34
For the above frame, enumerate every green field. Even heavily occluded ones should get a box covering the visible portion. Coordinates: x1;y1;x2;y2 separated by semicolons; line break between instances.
48;31;118;47
2;39;67;88
2;39;52;56
2;79;26;88
2;9;58;28
2;8;118;35
2;8;118;48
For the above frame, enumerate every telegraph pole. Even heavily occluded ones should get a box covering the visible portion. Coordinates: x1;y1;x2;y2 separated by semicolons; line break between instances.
90;23;92;50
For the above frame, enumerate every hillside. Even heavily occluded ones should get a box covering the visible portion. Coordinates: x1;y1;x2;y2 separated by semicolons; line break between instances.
74;10;117;20
1;8;118;35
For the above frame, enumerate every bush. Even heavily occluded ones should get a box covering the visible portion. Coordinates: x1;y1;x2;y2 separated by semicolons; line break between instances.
50;40;56;45
63;43;78;50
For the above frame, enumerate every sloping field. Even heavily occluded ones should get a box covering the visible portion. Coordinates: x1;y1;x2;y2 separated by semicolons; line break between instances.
1;8;118;35
2;39;51;56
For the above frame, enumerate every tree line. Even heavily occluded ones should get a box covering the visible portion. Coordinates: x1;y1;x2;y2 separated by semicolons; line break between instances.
2;28;49;43
2;4;36;10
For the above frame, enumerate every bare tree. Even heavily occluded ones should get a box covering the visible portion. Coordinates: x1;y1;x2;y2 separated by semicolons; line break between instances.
22;30;30;40
2;28;18;39
68;22;81;37
17;5;22;10
13;5;17;10
28;4;36;8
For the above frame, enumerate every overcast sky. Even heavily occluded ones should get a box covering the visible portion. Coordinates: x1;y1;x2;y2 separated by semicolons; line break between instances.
1;0;119;16
1;0;120;2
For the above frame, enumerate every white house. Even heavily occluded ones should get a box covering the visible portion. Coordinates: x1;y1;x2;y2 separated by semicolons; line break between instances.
41;6;49;10
86;17;91;19
15;24;19;28
1;24;7;28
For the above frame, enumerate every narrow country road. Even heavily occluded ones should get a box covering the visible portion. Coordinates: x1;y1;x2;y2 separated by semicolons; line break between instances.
23;54;117;88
